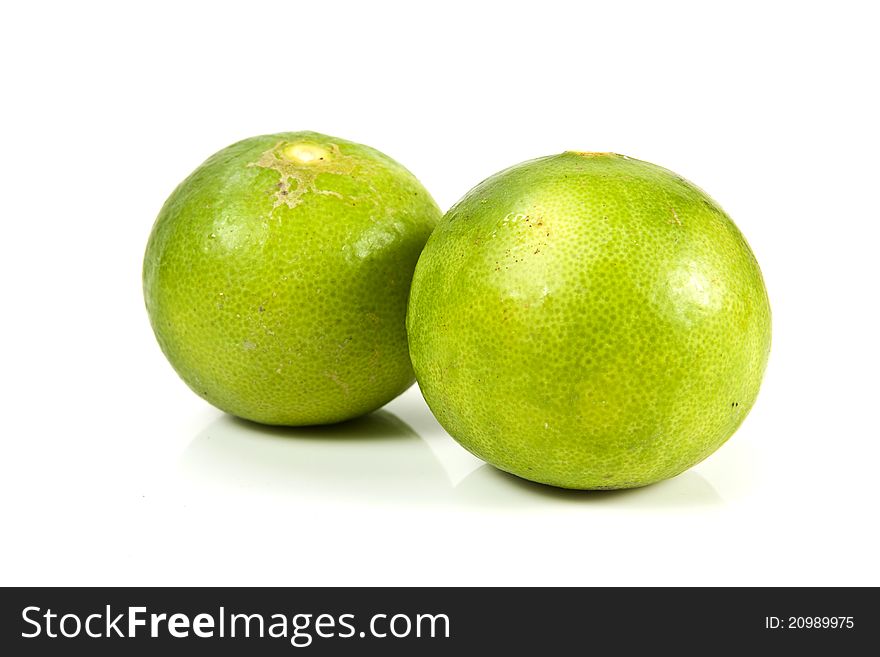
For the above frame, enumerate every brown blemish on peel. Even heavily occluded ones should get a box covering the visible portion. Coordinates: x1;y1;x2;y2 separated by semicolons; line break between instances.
248;141;359;209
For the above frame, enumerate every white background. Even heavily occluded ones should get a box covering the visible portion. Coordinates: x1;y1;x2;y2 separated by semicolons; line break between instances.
1;1;878;586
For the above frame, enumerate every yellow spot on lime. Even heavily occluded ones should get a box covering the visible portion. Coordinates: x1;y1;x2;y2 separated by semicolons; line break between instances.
281;142;330;164
567;151;620;157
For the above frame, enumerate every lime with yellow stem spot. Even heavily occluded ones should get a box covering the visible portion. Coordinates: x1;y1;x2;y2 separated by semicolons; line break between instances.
144;132;441;425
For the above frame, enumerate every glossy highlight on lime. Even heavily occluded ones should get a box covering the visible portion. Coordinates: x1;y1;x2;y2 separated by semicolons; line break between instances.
144;131;441;425
407;152;771;489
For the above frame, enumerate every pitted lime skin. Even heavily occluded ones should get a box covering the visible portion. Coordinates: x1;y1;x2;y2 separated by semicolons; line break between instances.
407;152;770;489
144;132;440;425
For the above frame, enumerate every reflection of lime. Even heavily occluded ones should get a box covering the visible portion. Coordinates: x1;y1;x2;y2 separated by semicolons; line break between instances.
144;132;440;425
182;411;450;502
408;152;771;489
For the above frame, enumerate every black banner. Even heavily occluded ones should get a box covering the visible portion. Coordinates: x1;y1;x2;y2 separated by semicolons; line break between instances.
1;587;875;654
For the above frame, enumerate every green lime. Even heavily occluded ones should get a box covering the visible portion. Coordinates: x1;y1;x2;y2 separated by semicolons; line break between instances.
407;152;770;489
144;132;440;425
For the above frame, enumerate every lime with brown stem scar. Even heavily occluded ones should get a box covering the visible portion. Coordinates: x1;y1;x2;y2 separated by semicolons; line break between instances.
407;152;771;489
144;132;441;425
